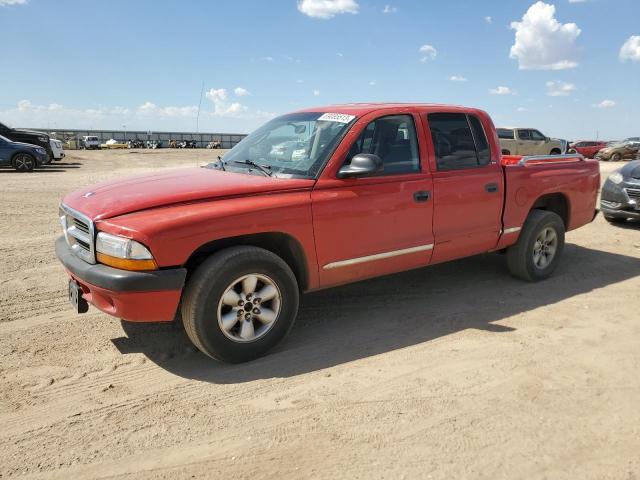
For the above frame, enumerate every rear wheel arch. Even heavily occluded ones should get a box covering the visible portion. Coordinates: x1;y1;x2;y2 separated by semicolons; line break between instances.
184;232;309;292
529;193;570;229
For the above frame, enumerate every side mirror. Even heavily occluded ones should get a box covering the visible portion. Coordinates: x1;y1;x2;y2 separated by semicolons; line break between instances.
294;124;306;134
545;136;551;142
337;154;383;178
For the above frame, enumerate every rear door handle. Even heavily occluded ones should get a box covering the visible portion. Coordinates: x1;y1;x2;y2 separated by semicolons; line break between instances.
413;190;431;202
485;183;499;193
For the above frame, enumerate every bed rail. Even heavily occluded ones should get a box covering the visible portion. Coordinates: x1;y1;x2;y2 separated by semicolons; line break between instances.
517;153;585;167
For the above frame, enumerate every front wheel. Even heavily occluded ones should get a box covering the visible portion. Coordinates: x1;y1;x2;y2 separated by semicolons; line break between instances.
611;153;622;162
550;148;561;155
181;246;299;363
507;209;565;282
12;153;36;172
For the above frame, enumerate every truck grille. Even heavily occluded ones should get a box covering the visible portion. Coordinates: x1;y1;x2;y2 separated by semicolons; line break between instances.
625;188;640;201
59;204;95;264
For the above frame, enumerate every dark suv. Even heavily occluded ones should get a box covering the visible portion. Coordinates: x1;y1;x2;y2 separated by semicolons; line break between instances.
0;122;52;163
0;135;50;171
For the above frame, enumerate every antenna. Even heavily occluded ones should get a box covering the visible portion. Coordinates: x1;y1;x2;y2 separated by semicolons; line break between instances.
196;81;205;167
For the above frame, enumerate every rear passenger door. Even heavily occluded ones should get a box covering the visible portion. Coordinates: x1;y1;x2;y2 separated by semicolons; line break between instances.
425;112;504;263
516;129;535;155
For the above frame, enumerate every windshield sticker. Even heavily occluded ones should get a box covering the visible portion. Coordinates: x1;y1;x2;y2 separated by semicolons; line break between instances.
318;113;356;124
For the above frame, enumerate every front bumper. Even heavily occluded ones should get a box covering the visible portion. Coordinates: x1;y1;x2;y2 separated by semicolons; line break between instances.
55;236;187;322
600;180;640;220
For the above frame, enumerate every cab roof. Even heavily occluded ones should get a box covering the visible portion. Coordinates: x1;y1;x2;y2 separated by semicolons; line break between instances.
293;103;487;117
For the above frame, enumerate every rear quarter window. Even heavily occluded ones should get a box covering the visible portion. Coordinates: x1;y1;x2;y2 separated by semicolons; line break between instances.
497;129;514;140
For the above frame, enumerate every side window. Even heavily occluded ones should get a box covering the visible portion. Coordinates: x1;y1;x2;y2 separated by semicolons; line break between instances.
468;115;491;166
497;128;514;140
530;130;546;141
345;115;420;175
428;112;486;171
518;129;531;140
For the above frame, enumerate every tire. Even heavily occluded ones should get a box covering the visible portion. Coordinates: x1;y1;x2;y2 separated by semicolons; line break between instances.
12;153;36;172
550;148;561;155
611;153;622;162
181;246;299;363
506;209;565;282
502;149;511;156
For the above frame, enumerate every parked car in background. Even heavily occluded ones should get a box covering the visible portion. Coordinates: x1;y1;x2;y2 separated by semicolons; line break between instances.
600;160;640;223
50;138;65;160
595;140;640;161
81;136;101;150
56;103;600;363
0;122;53;163
497;128;563;156
0;134;50;171
570;141;608;158
101;139;128;149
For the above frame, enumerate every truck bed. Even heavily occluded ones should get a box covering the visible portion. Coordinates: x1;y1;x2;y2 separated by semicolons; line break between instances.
497;154;600;250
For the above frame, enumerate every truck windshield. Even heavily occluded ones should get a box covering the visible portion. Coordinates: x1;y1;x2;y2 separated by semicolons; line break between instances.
212;112;356;179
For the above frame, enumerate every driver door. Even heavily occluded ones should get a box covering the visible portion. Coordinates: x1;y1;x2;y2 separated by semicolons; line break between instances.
311;111;434;288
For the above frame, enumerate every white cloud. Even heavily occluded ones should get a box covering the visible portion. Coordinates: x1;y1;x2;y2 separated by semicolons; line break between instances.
368;80;377;86
449;75;468;82
137;102;198;118
336;52;344;57
568;0;586;3
234;87;250;97
546;80;576;96
510;1;581;70
257;56;274;62
592;100;616;109
205;88;249;116
517;107;528;112
489;86;515;95
0;0;27;5
484;16;492;23
1;98;274;132
419;44;437;62
382;5;397;13
619;36;640;63
297;0;359;19
313;89;320;96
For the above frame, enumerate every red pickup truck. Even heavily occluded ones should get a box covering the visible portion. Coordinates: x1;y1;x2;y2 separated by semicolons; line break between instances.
56;104;600;362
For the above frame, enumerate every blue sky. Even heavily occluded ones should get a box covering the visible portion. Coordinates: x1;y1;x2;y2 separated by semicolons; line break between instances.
0;0;638;140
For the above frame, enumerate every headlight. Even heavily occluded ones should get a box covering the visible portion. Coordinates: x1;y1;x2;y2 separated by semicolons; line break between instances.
36;147;46;153
608;172;624;184
95;232;157;271
38;136;48;142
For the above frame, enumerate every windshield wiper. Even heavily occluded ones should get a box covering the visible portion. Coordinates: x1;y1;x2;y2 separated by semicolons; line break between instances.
216;155;226;171
232;159;273;177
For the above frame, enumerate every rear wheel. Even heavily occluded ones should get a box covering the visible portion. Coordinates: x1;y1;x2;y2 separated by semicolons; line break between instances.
181;246;299;363
12;153;36;172
611;153;622;162
507;210;565;282
550;148;561;155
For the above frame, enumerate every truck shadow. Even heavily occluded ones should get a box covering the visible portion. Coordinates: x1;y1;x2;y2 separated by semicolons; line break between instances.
114;244;640;383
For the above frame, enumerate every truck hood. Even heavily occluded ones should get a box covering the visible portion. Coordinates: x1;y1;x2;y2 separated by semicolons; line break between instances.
63;167;314;220
621;160;640;180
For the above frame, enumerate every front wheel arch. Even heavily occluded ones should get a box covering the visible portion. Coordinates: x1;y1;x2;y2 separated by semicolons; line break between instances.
184;232;310;292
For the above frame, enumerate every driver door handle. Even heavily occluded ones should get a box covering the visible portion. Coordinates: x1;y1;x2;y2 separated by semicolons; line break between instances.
413;190;431;202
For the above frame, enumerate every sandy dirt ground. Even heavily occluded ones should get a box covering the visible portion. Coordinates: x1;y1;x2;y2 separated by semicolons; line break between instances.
1;149;639;480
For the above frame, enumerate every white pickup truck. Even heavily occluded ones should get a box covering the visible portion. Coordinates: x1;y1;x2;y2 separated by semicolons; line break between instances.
497;128;564;156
